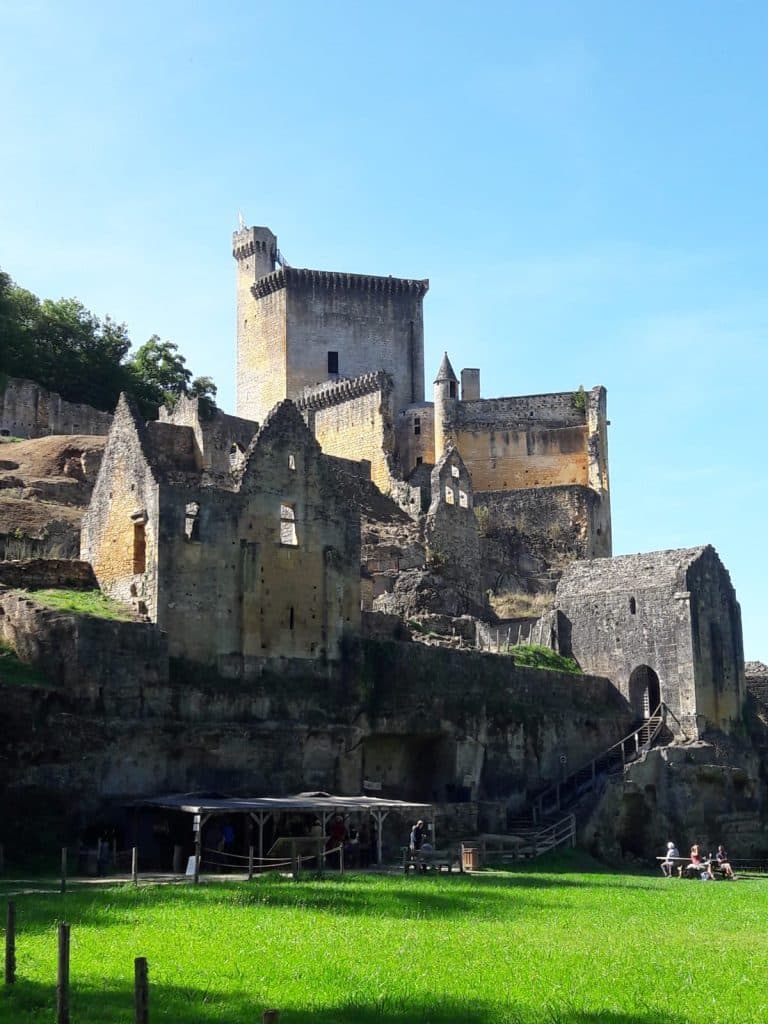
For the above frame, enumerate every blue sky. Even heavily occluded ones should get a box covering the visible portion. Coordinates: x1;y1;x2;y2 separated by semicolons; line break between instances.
2;1;766;659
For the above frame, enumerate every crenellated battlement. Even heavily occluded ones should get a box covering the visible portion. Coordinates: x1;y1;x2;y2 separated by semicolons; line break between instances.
296;371;393;412
251;267;429;300
233;237;274;262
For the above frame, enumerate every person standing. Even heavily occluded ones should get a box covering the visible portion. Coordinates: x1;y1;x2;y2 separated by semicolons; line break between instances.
409;819;424;852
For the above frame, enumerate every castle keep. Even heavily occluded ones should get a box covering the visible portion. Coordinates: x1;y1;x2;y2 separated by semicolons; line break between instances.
232;225;611;566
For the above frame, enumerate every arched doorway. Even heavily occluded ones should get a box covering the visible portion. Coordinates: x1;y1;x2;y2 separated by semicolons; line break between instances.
628;665;661;719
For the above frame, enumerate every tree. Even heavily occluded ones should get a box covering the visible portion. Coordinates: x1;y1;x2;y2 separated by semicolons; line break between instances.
0;268;218;417
127;336;218;417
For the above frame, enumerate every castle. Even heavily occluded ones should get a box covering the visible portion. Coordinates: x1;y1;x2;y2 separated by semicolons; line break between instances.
0;222;762;862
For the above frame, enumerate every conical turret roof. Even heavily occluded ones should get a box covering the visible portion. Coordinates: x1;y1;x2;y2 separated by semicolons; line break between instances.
434;352;458;383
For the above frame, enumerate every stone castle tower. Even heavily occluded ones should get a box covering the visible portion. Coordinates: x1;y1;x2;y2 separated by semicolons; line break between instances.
233;224;429;425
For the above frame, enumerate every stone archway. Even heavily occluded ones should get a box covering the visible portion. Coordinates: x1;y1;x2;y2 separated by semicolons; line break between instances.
628;665;661;719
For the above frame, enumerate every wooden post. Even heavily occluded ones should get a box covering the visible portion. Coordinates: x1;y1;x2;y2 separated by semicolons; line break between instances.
317;839;324;876
57;922;70;1024
263;1011;280;1024
291;840;298;877
248;845;254;881
172;844;184;874
339;842;344;876
194;831;201;885
60;847;67;895
134;956;149;1024
132;846;139;887
5;901;15;985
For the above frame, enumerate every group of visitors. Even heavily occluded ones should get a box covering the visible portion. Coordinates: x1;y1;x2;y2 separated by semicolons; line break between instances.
660;841;735;880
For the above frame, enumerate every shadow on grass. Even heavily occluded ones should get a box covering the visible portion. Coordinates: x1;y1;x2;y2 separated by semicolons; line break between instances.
2;868;665;938
0;979;693;1024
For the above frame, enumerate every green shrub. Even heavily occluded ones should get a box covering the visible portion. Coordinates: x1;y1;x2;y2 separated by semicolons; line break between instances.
509;643;582;674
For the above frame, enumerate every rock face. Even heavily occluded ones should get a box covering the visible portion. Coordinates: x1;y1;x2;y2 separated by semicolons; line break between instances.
0;435;106;559
580;737;767;864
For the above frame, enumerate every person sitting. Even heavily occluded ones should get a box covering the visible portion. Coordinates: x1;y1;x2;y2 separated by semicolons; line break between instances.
715;844;735;879
661;841;679;877
679;844;705;879
419;840;434;872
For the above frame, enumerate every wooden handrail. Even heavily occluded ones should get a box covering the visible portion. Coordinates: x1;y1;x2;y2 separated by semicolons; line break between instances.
533;704;670;820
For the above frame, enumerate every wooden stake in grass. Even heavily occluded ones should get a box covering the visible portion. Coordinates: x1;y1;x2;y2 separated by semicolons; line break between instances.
57;922;70;1024
60;847;67;895
134;956;149;1024
4;901;15;985
263;1011;280;1023
248;845;254;881
132;846;139;887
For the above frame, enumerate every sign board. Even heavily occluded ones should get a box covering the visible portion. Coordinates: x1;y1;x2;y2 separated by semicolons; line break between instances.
185;856;196;877
192;814;201;832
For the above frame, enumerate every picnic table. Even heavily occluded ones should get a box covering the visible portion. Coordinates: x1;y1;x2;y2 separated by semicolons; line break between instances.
656;856;730;879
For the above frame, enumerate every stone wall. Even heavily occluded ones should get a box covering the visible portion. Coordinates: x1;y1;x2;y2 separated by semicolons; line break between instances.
159;396;258;478
298;374;396;494
747;662;768;712
235;259;428;425
0;620;634;844
83;397;361;674
0;377;113;439
555;546;745;738
0;559;96;591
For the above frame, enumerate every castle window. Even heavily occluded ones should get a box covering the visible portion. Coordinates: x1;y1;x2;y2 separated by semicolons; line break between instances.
629;597;636;615
289;606;295;630
444;486;455;505
451;465;460;479
328;351;339;374
280;503;298;546
449;381;457;398
416;456;423;466
288;453;296;471
414;416;421;436
184;502;200;541
132;523;146;574
459;489;468;508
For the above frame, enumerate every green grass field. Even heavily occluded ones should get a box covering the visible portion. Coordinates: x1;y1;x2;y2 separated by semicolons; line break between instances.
1;858;766;1024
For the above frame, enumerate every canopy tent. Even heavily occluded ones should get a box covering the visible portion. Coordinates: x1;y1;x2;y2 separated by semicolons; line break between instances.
131;792;433;870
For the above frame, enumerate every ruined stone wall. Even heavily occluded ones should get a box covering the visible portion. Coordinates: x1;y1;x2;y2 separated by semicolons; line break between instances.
424;450;484;614
0;377;113;439
686;547;745;734
155;408;361;674
80;398;161;618
0;559;95;591
0;591;169;713
746;662;768;711
160;396;258;477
